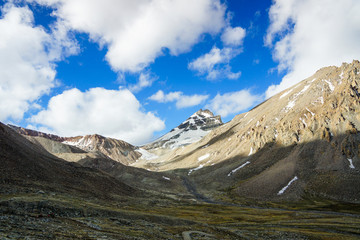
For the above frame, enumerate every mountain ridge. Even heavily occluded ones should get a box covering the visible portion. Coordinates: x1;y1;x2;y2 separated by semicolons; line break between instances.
136;60;360;172
4;60;360;203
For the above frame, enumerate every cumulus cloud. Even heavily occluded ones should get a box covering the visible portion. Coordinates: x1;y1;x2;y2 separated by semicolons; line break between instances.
221;26;246;46
29;0;226;73
149;90;209;109
128;72;157;93
31;88;165;145
0;3;78;121
188;46;242;80
265;0;360;98
205;90;263;117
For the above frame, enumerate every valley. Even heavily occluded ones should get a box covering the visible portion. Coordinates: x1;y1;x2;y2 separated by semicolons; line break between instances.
1;61;360;239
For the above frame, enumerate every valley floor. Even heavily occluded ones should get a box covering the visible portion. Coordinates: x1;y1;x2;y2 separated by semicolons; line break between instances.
1;189;360;240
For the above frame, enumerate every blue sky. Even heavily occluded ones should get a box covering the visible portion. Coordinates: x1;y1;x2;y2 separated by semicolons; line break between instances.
1;0;359;145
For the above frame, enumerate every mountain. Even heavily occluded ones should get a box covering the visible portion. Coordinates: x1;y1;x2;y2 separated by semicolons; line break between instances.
9;126;141;165
8;124;65;142
4;61;360;204
9;109;223;167
2;62;360;239
131;109;222;168
62;134;141;165
134;60;360;202
6;126;188;195
145;109;222;150
0;122;137;198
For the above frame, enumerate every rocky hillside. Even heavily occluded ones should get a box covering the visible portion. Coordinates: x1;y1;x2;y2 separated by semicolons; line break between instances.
142;60;360;170
135;60;360;202
63;134;141;165
9;126;141;165
8;125;65;142
0;122;137;198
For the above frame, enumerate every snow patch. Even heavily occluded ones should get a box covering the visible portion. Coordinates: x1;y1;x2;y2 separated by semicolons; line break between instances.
280;89;293;99
188;164;204;175
348;159;355;169
63;137;92;148
284;84;311;112
324;80;335;92
339;71;344;79
227;161;250;176
248;147;254;156
160;127;210;149
247;118;254;125
299;85;310;94
300;118;307;127
198;153;210;162
285;100;296;110
136;148;159;161
277;176;298;195
193;111;212;118
162;176;171;181
306;107;315;117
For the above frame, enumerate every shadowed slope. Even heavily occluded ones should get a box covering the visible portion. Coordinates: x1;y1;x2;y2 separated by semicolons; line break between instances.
0;122;137;198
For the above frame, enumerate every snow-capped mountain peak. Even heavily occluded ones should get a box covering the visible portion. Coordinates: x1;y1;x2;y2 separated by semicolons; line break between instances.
144;109;223;150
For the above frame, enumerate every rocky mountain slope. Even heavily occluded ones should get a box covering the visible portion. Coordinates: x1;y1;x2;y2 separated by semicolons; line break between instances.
9;126;141;165
135;60;360;202
4;61;360;204
63;134;141;165
7;125;188;195
0;122;137;198
8;124;65;142
145;109;222;150
131;109;223;167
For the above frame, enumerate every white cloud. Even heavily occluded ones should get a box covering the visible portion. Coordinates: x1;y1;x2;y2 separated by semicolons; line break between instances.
205;90;263;117
188;46;242;80
265;0;360;98
149;90;209;109
149;90;182;103
31;88;165;145
221;26;246;46
129;72;157;93
0;3;78;121
29;0;226;73
176;95;209;109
